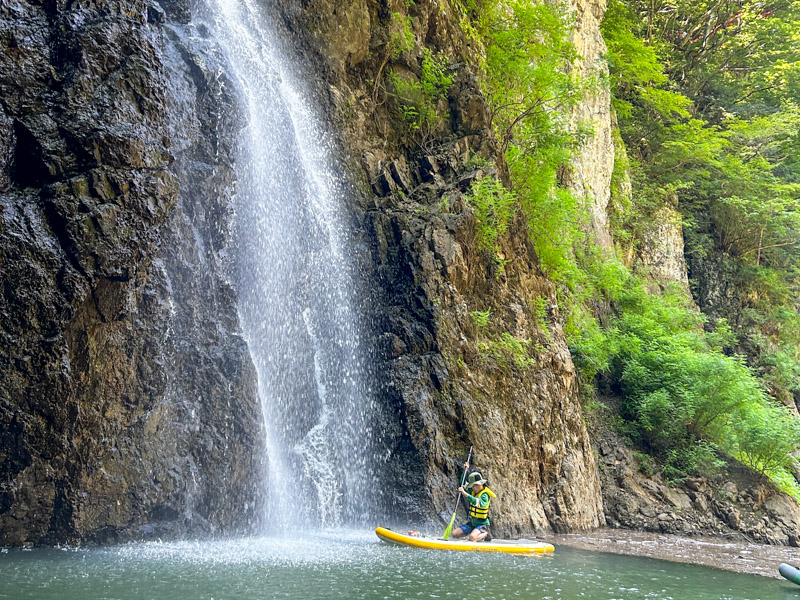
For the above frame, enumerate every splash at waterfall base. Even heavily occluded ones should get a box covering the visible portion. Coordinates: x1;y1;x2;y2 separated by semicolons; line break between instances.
0;532;791;600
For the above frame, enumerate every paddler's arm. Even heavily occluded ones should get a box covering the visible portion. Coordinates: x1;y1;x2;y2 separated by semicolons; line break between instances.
458;489;489;508
457;487;482;506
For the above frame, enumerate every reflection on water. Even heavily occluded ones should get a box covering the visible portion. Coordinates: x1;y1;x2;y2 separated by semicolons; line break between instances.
0;531;794;599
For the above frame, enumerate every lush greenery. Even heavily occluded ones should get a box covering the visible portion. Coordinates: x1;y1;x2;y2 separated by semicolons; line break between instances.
475;0;590;279
457;0;800;489
602;0;800;400
585;271;800;483
387;49;453;149
375;9;454;149
465;177;517;271
597;0;800;485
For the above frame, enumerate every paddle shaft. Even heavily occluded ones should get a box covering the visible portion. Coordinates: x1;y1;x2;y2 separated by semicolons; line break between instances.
448;445;473;520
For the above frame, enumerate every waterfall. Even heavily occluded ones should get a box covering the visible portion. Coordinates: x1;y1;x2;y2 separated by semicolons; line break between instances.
196;0;380;532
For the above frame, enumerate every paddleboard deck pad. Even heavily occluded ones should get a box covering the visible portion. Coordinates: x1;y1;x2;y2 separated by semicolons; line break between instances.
375;527;554;554
780;563;800;585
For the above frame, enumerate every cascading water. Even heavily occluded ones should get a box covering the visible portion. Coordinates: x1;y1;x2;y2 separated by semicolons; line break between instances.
196;0;381;532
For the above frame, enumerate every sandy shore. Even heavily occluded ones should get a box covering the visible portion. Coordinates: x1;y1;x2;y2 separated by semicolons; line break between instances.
540;528;800;579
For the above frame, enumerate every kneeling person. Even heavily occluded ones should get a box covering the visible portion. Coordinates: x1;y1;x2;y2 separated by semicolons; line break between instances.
452;472;495;542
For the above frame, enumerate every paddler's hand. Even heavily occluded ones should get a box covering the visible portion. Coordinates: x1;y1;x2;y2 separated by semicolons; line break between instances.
458;486;467;496
463;462;469;469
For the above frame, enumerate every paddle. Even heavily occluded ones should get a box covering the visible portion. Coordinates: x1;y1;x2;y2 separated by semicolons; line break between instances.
442;445;473;540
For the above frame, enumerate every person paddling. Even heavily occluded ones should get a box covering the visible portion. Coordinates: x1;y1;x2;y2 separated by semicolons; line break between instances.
451;470;496;542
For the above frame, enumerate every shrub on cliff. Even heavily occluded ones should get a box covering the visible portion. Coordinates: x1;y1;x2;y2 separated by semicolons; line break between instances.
466;177;517;271
572;269;800;485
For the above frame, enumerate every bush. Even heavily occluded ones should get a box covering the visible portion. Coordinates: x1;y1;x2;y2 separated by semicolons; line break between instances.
736;403;800;475
604;276;800;479
662;441;724;483
477;333;534;369
470;309;491;328
466;177;517;271
388;49;452;149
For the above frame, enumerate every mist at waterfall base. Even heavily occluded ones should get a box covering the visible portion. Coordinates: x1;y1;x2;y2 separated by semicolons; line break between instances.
0;532;791;600
198;0;384;532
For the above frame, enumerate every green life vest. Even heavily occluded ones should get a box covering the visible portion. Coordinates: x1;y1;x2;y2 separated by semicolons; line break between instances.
468;487;496;522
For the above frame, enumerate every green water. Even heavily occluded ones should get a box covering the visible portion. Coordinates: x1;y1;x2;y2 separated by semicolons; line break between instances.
0;530;794;599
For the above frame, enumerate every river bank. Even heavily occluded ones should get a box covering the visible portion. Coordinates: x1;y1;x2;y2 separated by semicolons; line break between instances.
543;528;800;580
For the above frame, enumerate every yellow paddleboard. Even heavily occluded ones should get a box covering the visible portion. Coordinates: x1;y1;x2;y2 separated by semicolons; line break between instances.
375;527;554;554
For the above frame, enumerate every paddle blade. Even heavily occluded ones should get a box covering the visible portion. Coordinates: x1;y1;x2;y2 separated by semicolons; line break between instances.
443;512;456;540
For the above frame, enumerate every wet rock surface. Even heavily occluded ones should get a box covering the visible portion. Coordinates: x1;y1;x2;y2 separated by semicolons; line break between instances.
0;0;263;545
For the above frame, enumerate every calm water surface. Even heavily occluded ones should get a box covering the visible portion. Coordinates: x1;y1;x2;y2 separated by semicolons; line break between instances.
0;530;795;599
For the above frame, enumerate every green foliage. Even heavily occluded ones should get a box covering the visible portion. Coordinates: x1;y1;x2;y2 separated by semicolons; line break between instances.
459;0;800;486
735;403;800;475
470;309;491;328
465;150;491;170
388;12;414;59
566;269;800;480
388;49;452;149
467;0;592;282
465;177;517;270
420;48;452;99
597;0;800;485
759;346;800;393
661;441;725;483
477;0;581;150
602;0;692;125
633;451;655;477
769;466;800;503
477;333;534;369
568;312;615;380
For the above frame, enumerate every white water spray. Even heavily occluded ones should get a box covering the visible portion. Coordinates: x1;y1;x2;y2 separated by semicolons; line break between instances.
197;0;379;532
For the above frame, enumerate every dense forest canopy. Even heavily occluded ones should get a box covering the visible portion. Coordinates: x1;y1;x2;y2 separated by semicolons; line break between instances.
603;0;800;400
599;0;800;487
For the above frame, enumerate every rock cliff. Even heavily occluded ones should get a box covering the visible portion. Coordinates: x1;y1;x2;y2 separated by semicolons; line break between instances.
561;0;615;249
0;0;263;546
276;0;606;533
1;0;612;545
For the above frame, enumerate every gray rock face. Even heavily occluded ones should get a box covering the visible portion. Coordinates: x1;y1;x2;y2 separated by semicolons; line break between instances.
561;0;614;249
595;421;800;544
635;197;691;288
0;0;263;546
